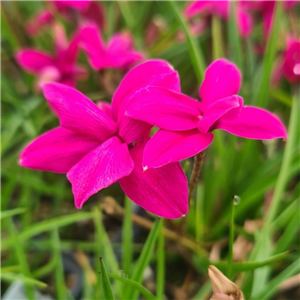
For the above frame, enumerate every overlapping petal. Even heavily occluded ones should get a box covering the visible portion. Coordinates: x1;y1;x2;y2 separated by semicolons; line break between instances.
197;95;243;133
67;137;134;209
112;60;181;122
200;59;241;109
126;86;200;131
215;106;287;140
118;118;152;144
19;127;100;174
42;83;117;141
119;142;188;219
16;50;55;73
143;129;214;168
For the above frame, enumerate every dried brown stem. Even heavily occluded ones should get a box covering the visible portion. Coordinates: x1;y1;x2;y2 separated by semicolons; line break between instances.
188;152;204;201
100;197;209;257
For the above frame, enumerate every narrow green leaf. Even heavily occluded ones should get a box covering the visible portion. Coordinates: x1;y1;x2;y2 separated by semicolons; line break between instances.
253;258;300;300
125;219;162;300
122;196;133;273
109;273;158;300
212;15;224;60
1;272;47;289
169;0;205;83
99;258;115;300
2;212;93;250
156;219;165;299
255;1;283;107
227;1;242;68
1;208;26;219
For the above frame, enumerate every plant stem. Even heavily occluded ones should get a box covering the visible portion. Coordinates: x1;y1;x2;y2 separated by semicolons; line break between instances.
189;152;205;201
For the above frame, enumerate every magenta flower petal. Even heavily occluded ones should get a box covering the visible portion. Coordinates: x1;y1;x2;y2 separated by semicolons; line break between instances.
16;50;55;73
19;127;100;174
42;83;117;141
78;24;106;69
112;59;181;122
126;86;201;131
119;142;188;219
26;10;54;37
105;33;145;69
67;136;134;209
82;1;105;30
215;106;287;140
118;118;152;144
52;1;91;11
184;1;212;18
213;1;230;19
143;129;214;168
236;4;253;38
197;95;243;133
200;59;241;109
97;102;113;118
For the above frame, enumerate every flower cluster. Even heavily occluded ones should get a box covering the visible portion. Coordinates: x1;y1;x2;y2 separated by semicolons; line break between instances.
20;59;287;219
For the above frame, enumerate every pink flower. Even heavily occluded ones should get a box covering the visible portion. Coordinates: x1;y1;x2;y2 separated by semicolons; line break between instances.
27;1;105;37
184;1;253;38
16;24;87;88
241;1;298;39
50;0;91;11
273;36;300;85
78;23;145;71
19;60;188;219
26;9;55;37
126;59;287;169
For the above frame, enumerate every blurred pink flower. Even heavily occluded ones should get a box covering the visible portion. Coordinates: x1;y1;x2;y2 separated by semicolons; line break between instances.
26;0;105;36
19;60;188;219
273;36;300;85
126;59;287;169
184;1;253;38
78;23;145;71
26;9;55;37
16;24;87;88
50;0;91;11
241;1;298;39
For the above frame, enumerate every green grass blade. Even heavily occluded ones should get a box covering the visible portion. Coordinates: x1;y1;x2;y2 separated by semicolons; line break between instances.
53;228;66;300
122;196;133;274
156;219;165;299
251;96;299;294
212;15;224;60
1;272;47;289
99;258;115;300
125;218;162;300
227;1;242;68
7;218;36;300
254;1;283;107
253;258;300;300
109;273;158;300
169;0;205;83
1;208;26;219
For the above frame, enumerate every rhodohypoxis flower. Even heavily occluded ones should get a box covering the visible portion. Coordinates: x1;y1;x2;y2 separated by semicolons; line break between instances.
19;60;188;219
51;0;91;11
78;23;145;71
126;59;287;169
241;1;298;39
273;36;300;85
27;10;55;37
16;24;87;88
27;1;105;37
184;1;253;38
